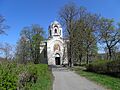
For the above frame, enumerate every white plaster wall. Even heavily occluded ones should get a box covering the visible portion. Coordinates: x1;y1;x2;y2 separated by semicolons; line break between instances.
47;36;66;65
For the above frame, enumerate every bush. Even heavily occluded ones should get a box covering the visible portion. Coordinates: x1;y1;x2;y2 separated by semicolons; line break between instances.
86;60;120;77
0;61;52;90
0;62;18;90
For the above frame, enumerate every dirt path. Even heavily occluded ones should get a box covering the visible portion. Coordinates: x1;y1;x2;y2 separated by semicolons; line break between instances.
52;66;106;90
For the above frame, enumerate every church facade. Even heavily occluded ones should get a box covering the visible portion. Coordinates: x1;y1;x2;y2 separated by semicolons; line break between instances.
40;21;68;65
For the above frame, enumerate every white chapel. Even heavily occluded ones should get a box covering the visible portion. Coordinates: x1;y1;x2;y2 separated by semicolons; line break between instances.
40;21;68;65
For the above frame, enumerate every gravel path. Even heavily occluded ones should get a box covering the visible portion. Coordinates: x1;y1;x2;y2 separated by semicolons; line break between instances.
52;66;106;90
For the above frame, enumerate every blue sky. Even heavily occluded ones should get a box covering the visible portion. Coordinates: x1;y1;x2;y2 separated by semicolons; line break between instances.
0;0;120;50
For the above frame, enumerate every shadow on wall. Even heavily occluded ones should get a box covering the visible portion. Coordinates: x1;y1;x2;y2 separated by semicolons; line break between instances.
40;42;48;64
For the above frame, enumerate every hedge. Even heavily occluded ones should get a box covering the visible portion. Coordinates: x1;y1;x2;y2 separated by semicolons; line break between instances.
86;60;120;77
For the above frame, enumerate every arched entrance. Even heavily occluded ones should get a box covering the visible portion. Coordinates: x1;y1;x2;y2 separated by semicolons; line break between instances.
55;53;60;65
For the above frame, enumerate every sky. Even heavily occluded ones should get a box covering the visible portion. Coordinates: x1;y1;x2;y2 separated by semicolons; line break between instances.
0;0;120;52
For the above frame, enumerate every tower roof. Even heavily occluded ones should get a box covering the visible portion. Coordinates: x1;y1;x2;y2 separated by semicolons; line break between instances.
51;20;59;25
48;21;63;38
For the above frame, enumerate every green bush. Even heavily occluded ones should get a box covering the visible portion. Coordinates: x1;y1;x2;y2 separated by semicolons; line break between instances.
0;62;18;90
0;61;52;90
86;60;120;77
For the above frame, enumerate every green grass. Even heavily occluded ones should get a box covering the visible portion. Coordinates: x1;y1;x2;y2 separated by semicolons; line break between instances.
30;64;53;90
73;67;120;90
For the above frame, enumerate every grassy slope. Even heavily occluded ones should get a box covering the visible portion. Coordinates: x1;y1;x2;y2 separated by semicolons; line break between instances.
73;67;120;90
30;64;53;90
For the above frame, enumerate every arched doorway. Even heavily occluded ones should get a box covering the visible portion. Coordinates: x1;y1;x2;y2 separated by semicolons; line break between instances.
55;53;60;65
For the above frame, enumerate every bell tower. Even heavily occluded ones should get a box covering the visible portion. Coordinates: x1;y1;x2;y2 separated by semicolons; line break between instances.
48;21;63;38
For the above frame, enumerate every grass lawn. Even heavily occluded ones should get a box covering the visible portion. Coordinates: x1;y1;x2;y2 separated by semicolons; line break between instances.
72;67;120;90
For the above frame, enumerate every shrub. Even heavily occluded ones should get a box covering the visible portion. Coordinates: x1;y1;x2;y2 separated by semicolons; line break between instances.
86;60;120;77
0;62;18;90
0;61;52;90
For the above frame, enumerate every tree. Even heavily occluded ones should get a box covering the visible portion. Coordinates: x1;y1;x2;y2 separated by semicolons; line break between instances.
99;18;120;60
16;24;44;64
71;25;84;65
31;25;44;64
59;3;100;65
0;15;9;35
0;42;13;60
59;2;78;67
76;10;99;64
16;36;30;64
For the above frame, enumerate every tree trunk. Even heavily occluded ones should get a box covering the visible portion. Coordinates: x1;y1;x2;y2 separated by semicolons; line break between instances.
86;45;89;64
108;47;112;60
69;43;72;67
86;53;89;64
79;54;82;66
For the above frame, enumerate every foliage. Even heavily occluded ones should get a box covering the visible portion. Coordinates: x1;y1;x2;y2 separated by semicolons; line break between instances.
16;24;44;64
59;2;120;66
99;18;120;60
59;2;78;67
86;60;120;77
0;15;9;35
0;61;52;90
30;64;53;90
0;42;13;60
74;67;120;90
0;62;18;90
32;33;44;64
59;2;99;65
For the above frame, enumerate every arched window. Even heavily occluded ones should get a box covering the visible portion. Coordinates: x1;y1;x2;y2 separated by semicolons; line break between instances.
55;29;57;33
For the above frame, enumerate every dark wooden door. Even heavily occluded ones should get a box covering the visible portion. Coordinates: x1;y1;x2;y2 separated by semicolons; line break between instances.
55;57;60;65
